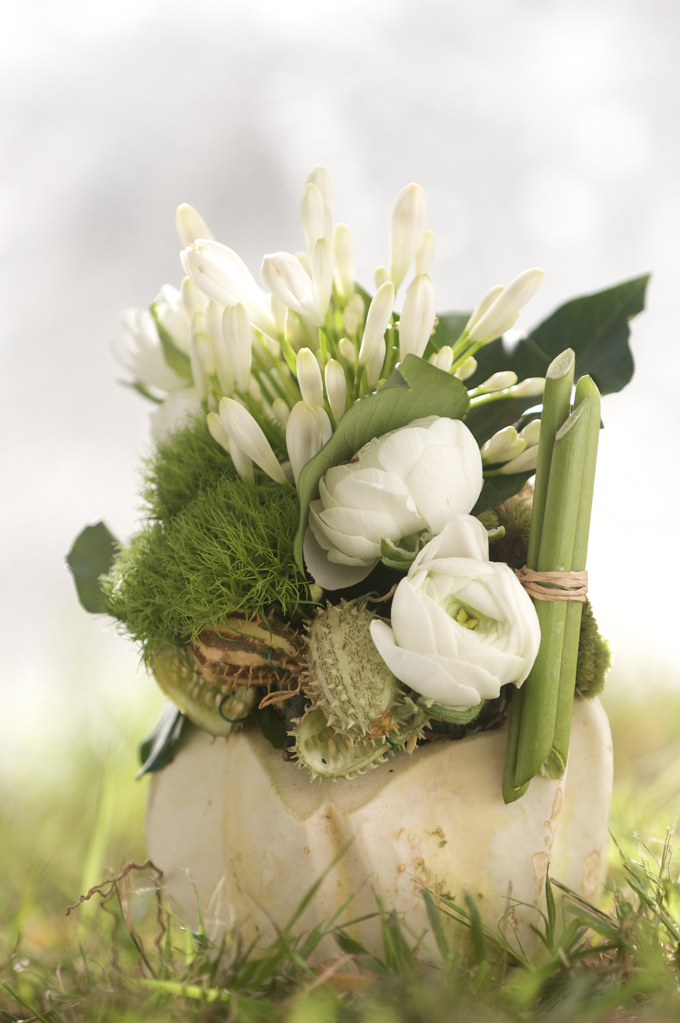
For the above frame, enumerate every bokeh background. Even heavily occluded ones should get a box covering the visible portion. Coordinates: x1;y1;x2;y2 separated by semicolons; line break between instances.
1;0;679;804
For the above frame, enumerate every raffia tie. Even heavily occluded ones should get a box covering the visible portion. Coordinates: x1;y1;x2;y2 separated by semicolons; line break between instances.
515;566;588;602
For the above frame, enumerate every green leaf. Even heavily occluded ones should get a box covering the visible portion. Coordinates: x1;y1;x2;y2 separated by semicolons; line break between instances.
294;355;469;572
137;700;187;778
66;522;120;613
468;275;649;396
150;302;193;380
472;472;534;516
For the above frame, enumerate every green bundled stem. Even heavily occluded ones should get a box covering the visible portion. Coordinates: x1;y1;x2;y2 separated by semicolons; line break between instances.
502;349;575;803
548;376;601;775
514;396;591;787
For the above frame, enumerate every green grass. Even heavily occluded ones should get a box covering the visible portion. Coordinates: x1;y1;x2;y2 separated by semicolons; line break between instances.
2;682;680;1022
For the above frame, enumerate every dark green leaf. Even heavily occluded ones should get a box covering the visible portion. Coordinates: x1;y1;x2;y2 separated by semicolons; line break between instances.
294;355;469;571
468;275;649;396
66;522;120;613
422;888;450;961
150;302;193;380
137;700;187;778
254;705;288;750
463;891;487;966
472;472;533;516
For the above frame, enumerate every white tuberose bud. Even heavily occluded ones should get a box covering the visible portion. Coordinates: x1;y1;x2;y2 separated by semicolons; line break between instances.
286;401;329;484
296;347;324;408
272;398;291;428
480;426;526;465
325;359;347;421
311;238;333;316
338;337;358;367
510;377;546;398
261;252;324;327
205;300;235;396
176;203;214;247
468;269;544;344
454;357;478;381
389;183;427;291
219;397;287;484
519;419;541;446
374;267;391;289
207;411;254;482
181;241;275;336
333;224;354;297
429;346;453;372
190;331;213;402
301;182;327;254
222;303;253;392
477;371;518;394
499;444;539;475
414;230;436;275
358;282;394;383
399;274;436;360
306;165;333;207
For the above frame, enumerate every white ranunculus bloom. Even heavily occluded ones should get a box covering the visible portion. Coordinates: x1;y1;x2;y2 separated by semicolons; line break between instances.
113;308;187;393
303;416;483;590
370;516;541;709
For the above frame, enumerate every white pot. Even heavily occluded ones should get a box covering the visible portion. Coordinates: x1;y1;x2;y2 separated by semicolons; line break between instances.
146;697;612;961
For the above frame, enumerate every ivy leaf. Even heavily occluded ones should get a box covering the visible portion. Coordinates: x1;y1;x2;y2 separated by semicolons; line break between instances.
468;275;649;396
472;472;534;516
66;521;120;613
294;355;469;572
150;302;193;380
137;700;187;777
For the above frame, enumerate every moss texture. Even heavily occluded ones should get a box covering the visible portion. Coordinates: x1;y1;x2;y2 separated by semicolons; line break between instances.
103;419;309;657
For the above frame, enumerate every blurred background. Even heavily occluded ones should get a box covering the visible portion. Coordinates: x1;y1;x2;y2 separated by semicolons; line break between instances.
1;0;679;851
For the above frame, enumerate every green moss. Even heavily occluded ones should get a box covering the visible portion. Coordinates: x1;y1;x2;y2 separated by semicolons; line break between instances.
103;420;309;657
575;599;612;698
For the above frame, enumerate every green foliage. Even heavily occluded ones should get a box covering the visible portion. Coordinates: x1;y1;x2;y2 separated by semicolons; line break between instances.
294;354;470;572
575;600;612;698
66;522;120;613
103;423;309;656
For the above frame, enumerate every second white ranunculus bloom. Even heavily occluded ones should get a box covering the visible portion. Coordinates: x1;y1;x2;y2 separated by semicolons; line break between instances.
303;416;483;590
370;516;540;709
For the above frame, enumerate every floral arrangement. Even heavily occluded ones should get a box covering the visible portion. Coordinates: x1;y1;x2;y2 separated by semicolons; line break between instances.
68;167;647;801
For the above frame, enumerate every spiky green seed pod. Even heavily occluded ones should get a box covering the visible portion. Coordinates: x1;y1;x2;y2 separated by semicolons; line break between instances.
293;705;430;781
304;600;400;740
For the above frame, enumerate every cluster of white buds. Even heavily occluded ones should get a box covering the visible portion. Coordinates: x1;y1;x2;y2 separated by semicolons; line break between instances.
113;167;547;488
481;419;542;474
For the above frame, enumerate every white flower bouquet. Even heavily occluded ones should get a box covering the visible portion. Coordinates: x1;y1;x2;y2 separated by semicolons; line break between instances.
68;167;647;950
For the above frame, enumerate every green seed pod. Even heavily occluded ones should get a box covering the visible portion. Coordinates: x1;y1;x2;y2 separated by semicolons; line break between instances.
304;600;401;739
293;706;429;781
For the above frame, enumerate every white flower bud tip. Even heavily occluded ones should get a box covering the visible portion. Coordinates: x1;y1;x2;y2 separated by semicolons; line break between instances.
358;281;394;371
181;240;275;336
374;266;391;289
480;426;526;465
468;269;544;344
272;397;291;428
389;183;428;291
311;237;333;316
477;371;518;394
454;357;478;381
519;418;541;446
429;345;453;373
325;359;347;421
222;303;253;393
261;251;324;327
296;347;324;408
338;337;358;368
181;276;205;320
176;203;214;247
510;377;546;398
300;182;327;253
286;400;325;484
219;397;287;484
499;444;539;474
306;165;333;207
190;331;213;401
333;223;354;297
414;230;436;276
398;274;436;360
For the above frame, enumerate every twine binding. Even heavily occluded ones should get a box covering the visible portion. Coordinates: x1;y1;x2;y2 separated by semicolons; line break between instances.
515;566;588;602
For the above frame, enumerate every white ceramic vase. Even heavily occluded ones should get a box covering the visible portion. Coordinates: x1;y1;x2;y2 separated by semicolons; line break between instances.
145;697;612;961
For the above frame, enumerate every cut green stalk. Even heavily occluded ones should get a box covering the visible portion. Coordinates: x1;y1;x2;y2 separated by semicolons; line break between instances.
502;349;575;802
526;349;575;570
514;397;591;787
549;376;602;774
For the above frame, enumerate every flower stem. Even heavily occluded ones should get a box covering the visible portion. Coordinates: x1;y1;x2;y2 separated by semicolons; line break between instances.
514;396;591;787
502;349;575;802
549;375;601;774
